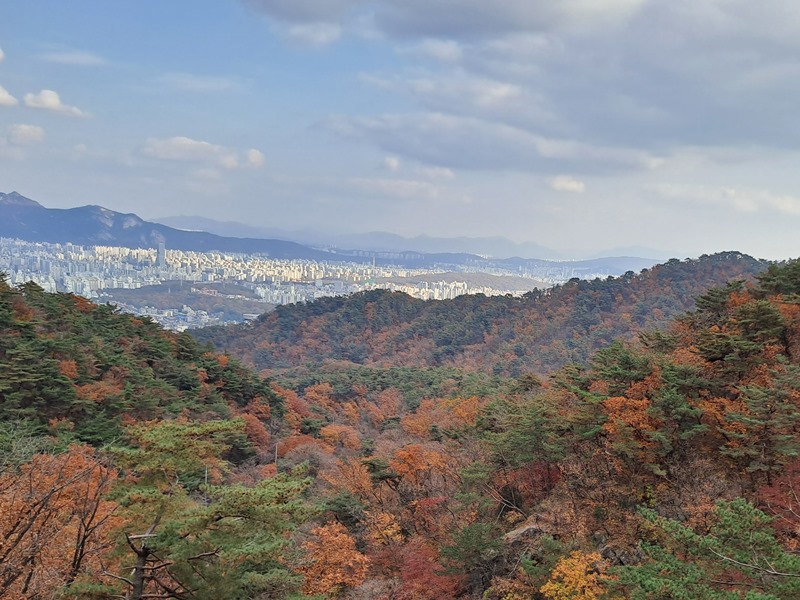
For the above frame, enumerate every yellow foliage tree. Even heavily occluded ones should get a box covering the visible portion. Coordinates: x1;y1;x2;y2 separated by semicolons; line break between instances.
540;551;613;600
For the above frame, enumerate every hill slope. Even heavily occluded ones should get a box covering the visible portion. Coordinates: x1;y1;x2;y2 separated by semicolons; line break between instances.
196;251;768;376
0;273;282;443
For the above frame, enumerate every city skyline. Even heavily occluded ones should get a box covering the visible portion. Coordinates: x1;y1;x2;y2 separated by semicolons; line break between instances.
2;2;800;259
0;237;581;329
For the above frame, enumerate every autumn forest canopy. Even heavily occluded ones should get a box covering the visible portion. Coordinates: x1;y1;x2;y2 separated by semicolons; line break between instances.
5;252;800;598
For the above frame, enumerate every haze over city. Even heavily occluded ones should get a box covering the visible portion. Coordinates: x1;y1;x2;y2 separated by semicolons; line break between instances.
2;1;800;259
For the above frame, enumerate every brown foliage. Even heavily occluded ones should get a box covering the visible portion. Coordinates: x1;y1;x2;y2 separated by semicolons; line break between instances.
394;538;461;600
241;413;271;449
59;359;80;380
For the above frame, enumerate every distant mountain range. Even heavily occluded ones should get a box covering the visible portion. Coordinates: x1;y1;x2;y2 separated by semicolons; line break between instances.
0;191;662;276
154;215;562;259
154;214;678;261
0;192;334;260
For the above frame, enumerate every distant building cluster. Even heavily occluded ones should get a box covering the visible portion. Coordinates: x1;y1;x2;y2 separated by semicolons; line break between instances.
0;237;606;329
107;301;221;332
364;280;487;300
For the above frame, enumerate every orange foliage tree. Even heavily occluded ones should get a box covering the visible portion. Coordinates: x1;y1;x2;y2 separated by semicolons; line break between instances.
298;521;371;596
0;444;120;599
320;423;362;450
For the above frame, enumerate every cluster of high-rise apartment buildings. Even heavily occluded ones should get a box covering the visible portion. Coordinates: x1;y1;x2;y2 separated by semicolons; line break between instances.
1;238;558;329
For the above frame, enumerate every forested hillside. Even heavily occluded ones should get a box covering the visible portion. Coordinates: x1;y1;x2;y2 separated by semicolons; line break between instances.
4;257;800;599
197;252;766;377
0;275;282;443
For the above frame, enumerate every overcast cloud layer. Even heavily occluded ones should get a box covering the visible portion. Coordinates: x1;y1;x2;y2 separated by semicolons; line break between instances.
1;1;799;259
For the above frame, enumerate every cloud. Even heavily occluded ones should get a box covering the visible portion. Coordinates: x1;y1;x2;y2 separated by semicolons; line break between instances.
0;85;18;107
156;73;238;93
0;47;4;62
549;175;586;193
144;137;237;168
383;155;456;179
7;124;45;145
242;0;359;24
373;0;647;39
38;50;106;66
346;176;446;201
362;71;555;131
286;23;342;44
384;156;400;171
246;0;800;166
243;0;646;37
655;184;800;216
24;90;87;117
420;166;455;179
143;136;266;170
403;39;463;62
245;148;266;167
326;112;661;173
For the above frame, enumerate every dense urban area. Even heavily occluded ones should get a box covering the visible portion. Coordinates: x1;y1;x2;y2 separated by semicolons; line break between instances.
0;238;618;330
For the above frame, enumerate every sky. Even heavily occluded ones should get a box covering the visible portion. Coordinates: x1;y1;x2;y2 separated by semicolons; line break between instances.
1;1;800;260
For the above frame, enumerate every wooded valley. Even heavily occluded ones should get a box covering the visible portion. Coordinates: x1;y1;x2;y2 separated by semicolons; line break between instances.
3;253;800;599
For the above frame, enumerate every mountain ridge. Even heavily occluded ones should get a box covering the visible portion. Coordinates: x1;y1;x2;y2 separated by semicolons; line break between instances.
154;213;679;260
0;192;347;260
0;191;662;275
196;250;768;377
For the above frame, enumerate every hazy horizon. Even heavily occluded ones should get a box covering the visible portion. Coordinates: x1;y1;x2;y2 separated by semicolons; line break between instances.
2;2;800;260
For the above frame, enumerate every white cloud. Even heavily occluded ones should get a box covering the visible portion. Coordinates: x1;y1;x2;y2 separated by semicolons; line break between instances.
404;39;463;62
549;175;586;193
286;23;342;45
361;72;556;133
0;85;18;107
384;156;401;171
420;166;455;179
24;90;87;117
0;47;4;62
247;0;800;167
7;124;45;145
383;156;456;179
39;50;106;66
243;0;359;24
407;76;523;109
327;112;662;173
655;184;800;216
243;0;647;38
192;168;225;181
245;148;266;168
144;137;237;167
347;177;445;201
143;136;265;171
156;73;238;93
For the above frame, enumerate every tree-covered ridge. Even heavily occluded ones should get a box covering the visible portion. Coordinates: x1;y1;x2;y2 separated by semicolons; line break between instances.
197;251;766;376
0;273;283;444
